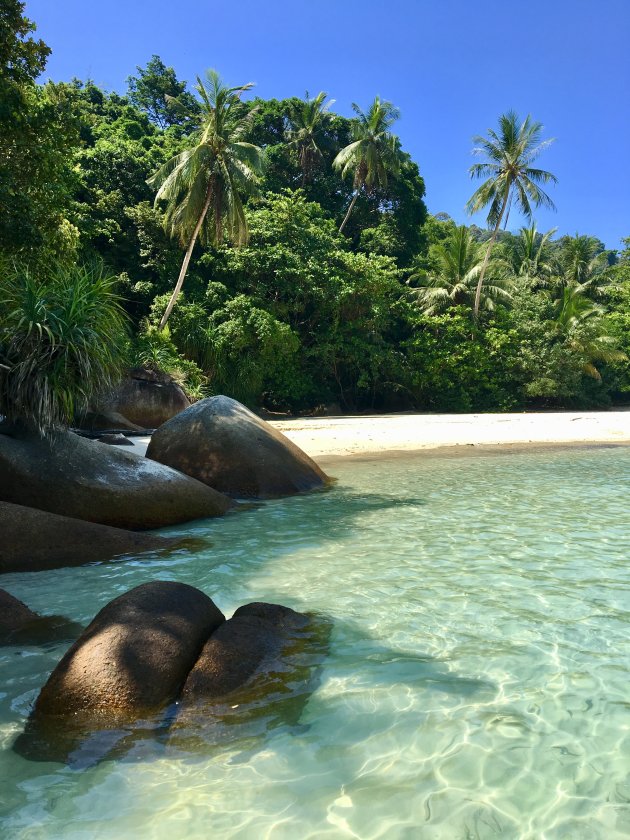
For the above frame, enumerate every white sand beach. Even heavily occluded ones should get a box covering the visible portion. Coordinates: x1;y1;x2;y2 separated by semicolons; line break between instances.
131;410;630;461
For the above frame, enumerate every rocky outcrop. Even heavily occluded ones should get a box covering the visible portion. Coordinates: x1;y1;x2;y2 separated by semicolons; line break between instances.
94;368;190;430
0;589;40;641
0;589;82;645
0;501;184;573
146;395;329;499
31;582;225;720
0;427;233;529
179;602;311;702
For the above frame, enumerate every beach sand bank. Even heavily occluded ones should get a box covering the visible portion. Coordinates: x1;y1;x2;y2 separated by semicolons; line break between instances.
130;410;630;461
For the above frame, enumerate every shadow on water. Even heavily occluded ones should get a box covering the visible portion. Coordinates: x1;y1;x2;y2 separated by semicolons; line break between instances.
11;613;495;770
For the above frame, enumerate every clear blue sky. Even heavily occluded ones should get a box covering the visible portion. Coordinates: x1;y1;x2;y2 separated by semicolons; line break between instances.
26;0;630;250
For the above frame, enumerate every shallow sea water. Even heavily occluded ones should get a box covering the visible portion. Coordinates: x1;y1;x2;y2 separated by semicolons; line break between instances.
1;445;629;839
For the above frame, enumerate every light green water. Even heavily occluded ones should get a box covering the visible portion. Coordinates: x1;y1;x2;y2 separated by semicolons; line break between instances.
1;446;629;839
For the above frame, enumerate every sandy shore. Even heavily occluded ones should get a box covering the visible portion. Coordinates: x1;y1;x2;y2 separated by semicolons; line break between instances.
131;410;630;461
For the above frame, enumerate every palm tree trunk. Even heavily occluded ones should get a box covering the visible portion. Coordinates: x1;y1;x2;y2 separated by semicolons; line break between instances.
339;190;359;233
473;188;510;319
159;188;213;331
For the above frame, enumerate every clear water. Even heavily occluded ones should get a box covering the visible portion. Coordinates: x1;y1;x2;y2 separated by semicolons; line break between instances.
1;446;629;839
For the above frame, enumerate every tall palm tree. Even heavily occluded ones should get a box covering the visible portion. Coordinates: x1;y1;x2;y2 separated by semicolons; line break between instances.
286;91;335;185
466;111;557;318
148;70;263;330
511;224;558;286
410;225;512;315
333;96;402;233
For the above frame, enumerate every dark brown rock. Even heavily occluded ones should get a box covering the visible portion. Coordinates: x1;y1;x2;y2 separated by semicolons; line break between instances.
0;589;82;645
0;588;40;640
0;427;233;529
146;395;329;499
32;582;225;719
97;367;190;430
77;409;144;433
0;501;184;573
180;602;310;701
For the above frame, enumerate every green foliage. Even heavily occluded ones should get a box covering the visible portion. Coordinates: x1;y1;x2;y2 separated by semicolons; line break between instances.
126;55;199;129
410;225;513;315
0;262;129;433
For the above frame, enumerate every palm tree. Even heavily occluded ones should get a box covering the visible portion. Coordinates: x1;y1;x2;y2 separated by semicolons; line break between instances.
466;111;557;318
560;234;608;291
410;225;512;315
0;262;128;435
148;70;263;330
333;96;402;233
286;91;335;185
511;224;558;286
552;285;626;380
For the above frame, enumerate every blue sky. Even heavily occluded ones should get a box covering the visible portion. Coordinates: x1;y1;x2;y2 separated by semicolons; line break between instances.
26;0;630;250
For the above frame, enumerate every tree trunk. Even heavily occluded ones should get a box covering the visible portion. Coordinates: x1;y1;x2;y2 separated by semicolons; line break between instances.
473;186;510;319
159;188;213;331
339;190;359;233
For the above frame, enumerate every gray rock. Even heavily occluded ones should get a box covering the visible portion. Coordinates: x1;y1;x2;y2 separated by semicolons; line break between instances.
0;427;233;529
0;501;184;573
97;367;190;430
97;433;134;446
146;395;329;499
0;588;81;645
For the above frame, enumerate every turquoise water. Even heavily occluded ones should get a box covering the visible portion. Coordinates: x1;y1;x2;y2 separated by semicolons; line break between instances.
1;445;629;839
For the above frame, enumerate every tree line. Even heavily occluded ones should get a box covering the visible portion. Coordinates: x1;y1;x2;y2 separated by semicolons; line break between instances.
1;2;628;433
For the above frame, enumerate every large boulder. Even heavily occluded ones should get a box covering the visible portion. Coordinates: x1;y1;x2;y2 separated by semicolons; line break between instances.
96;367;190;430
179;602;311;702
0;501;185;573
31;582;225;720
0;427;233;529
146;396;329;499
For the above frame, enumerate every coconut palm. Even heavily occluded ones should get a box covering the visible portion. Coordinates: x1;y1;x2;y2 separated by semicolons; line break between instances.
148;70;263;330
511;224;558;286
552;285;626;380
466;111;557;318
410;225;513;315
0;262;128;435
286;91;335;185
560;234;609;292
333;96;402;233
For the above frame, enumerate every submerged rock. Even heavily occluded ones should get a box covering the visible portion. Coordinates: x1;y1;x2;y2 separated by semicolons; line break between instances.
0;588;82;646
0;427;233;529
14;582;226;763
146;395;329;499
0;501;184;573
180;602;311;701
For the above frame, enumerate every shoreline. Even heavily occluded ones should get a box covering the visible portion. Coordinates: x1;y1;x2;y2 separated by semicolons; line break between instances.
130;410;630;462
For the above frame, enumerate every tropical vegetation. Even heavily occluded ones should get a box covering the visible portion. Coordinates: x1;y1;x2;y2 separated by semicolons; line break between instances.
1;1;628;431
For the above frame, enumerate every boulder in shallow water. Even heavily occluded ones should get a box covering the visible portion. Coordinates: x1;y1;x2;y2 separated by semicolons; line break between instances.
0;427;233;529
0;501;184;573
146;395;329;499
179;602;311;702
0;588;82;645
31;582;225;719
